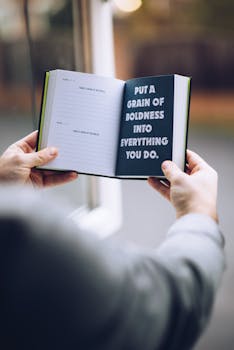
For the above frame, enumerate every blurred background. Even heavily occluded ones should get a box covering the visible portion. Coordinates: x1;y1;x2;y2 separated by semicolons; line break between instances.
0;0;233;349
113;2;234;350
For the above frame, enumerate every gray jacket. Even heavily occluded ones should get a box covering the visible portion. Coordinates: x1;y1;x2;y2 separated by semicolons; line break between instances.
0;187;225;350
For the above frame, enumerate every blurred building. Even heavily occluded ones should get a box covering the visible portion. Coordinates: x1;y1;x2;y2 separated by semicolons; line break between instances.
1;0;234;127
0;0;74;116
113;0;234;128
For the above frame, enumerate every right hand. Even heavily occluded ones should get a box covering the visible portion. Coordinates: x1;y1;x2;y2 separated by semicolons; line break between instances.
148;150;218;222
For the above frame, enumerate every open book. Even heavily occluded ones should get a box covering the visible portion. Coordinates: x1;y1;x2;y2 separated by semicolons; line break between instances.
37;69;191;178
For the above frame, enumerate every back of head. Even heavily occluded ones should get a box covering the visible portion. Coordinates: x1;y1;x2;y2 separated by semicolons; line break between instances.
0;186;81;349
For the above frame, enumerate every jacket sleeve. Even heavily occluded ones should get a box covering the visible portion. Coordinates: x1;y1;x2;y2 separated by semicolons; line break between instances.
153;214;225;349
80;213;225;350
1;207;225;350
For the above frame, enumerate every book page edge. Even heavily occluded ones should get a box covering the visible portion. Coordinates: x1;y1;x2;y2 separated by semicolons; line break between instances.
172;75;191;170
38;72;50;151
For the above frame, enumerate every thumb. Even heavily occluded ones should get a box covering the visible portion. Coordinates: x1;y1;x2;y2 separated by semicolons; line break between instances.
24;147;58;168
161;160;184;182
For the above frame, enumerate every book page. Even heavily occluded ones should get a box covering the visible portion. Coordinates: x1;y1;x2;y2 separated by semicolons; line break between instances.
116;75;174;177
43;70;125;176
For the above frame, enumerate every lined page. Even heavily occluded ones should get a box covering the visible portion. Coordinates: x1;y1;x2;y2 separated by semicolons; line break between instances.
42;70;125;176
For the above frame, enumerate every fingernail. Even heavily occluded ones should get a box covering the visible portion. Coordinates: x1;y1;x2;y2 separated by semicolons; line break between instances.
49;147;58;156
70;172;78;178
162;161;170;170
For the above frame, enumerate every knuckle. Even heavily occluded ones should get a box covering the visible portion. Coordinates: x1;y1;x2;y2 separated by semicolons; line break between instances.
37;153;46;165
12;153;23;165
173;173;183;186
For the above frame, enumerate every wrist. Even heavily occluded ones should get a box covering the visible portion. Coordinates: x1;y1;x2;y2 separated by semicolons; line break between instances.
176;206;218;223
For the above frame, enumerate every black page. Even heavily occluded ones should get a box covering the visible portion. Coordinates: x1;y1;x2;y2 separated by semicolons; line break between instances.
115;75;174;176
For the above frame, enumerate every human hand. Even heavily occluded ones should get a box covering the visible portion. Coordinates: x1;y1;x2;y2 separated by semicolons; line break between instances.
148;150;218;222
0;131;78;187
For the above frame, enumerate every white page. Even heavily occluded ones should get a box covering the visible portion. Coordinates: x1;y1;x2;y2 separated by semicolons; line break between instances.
42;70;125;176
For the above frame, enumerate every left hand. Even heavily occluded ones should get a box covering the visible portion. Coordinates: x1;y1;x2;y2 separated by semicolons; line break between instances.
0;131;78;187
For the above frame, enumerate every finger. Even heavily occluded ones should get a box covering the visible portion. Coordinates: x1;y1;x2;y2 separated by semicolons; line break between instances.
36;170;60;176
160;179;170;187
43;172;78;187
148;177;170;200
161;160;184;183
185;163;191;175
24;147;58;167
186;150;209;171
16;130;38;152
